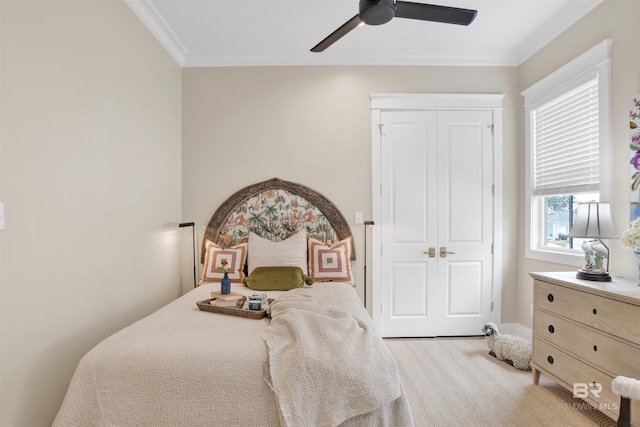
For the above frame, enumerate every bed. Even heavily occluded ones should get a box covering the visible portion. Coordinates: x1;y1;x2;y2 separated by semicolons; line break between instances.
53;178;414;427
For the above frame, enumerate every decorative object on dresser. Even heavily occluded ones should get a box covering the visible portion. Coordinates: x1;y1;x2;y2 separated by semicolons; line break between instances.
620;218;640;286
530;271;640;425
568;201;617;282
482;322;532;370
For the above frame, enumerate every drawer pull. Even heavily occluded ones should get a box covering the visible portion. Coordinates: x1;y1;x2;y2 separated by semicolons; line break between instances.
547;294;554;302
593;345;598;352
547;355;554;364
593;308;597;315
548;325;555;333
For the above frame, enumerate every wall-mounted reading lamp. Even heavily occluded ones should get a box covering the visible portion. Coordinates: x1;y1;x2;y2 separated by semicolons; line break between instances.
363;220;375;308
179;222;197;288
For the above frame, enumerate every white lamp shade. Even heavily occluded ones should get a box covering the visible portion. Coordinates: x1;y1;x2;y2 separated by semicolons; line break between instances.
568;202;617;239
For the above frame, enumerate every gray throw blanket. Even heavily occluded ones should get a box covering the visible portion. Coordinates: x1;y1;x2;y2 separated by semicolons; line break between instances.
262;289;409;427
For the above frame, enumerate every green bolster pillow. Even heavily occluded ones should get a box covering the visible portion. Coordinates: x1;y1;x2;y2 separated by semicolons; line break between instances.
242;266;314;291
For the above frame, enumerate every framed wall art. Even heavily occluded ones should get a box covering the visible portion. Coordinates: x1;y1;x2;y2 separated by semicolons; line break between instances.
630;96;640;220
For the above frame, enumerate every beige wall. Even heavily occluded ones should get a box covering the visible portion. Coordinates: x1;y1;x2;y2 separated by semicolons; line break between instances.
2;0;636;425
0;1;182;426
517;0;640;328
182;65;520;321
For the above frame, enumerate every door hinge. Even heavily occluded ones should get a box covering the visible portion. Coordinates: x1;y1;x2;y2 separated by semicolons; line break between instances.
492;185;495;195
488;124;495;136
380;304;383;314
378;123;384;136
491;302;494;312
491;243;494;254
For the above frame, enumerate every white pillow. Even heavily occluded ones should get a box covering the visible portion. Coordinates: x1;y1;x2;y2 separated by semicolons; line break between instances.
248;231;308;275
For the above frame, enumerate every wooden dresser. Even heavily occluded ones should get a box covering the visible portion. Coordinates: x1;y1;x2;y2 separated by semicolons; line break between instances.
530;271;640;424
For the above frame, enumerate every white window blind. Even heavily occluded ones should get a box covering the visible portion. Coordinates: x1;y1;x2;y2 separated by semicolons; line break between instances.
532;76;599;196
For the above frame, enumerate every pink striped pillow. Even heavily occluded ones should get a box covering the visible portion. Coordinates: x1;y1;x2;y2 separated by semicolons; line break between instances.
201;240;247;283
308;238;353;284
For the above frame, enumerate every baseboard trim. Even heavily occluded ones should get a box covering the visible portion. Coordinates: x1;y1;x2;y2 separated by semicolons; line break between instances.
499;323;532;341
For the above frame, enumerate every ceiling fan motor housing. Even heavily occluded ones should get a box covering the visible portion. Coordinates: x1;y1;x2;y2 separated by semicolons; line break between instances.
359;0;396;25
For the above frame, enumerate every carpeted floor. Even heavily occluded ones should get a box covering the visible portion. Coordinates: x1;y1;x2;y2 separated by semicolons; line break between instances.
385;337;617;427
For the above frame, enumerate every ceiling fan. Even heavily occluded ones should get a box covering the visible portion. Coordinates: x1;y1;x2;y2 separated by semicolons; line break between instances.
310;0;477;52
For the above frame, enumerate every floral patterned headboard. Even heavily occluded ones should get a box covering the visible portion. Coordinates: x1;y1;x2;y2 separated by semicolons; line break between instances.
201;178;355;262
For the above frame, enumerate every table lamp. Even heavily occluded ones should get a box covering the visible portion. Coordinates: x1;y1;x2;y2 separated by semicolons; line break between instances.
568;201;616;282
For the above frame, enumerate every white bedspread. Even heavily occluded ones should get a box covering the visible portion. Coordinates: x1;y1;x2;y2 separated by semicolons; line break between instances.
53;282;413;427
264;290;411;427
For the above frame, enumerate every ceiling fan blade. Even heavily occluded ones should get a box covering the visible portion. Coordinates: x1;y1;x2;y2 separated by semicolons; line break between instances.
395;1;477;25
311;15;362;52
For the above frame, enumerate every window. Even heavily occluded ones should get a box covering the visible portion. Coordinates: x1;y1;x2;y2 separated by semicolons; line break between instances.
523;40;612;266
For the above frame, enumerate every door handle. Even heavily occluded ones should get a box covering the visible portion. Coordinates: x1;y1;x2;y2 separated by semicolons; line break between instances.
424;247;436;257
440;247;456;257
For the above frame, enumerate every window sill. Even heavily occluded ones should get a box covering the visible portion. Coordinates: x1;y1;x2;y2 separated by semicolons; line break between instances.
525;248;584;267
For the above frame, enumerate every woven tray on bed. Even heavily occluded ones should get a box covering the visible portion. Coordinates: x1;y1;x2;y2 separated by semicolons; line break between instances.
196;298;273;319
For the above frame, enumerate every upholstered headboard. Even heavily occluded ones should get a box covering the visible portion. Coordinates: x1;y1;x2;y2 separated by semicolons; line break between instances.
201;177;355;263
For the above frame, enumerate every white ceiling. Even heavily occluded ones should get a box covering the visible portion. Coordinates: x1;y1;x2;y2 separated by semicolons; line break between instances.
125;0;603;67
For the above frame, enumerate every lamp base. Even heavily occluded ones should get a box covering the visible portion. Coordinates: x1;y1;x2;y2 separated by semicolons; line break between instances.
576;269;611;282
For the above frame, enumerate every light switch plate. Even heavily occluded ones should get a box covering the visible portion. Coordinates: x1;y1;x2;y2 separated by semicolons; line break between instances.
354;211;363;225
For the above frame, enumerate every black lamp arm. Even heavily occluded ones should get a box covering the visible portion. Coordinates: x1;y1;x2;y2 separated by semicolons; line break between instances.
178;222;197;288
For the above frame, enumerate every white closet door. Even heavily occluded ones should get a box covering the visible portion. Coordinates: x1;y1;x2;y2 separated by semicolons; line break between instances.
435;110;494;336
380;110;494;337
380;110;439;337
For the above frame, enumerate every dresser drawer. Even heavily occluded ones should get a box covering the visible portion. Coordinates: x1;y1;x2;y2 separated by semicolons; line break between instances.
534;309;640;378
534;280;640;345
533;338;621;420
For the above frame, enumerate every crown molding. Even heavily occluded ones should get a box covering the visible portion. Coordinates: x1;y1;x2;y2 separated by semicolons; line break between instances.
124;0;187;66
515;0;604;65
521;38;612;101
182;49;518;68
